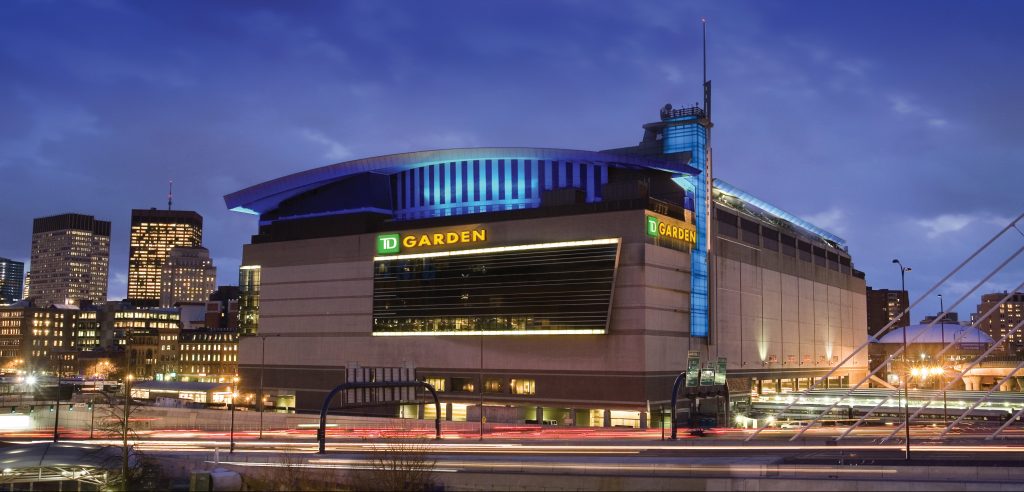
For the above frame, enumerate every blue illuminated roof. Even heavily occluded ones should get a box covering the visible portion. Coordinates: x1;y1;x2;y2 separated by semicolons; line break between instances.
224;147;698;216
713;178;847;248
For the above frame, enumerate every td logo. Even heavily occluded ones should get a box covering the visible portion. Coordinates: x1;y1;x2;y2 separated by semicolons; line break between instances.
645;215;659;237
376;233;400;254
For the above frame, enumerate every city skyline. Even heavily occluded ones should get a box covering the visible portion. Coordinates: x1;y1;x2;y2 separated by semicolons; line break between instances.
1;1;1023;315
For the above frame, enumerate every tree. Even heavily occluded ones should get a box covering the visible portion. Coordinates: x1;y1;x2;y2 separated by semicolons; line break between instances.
92;378;146;490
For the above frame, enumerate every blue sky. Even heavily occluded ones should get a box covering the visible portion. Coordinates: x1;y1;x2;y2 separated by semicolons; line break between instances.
2;0;1022;319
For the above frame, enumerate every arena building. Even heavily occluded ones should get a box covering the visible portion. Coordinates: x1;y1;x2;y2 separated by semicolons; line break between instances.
225;102;868;427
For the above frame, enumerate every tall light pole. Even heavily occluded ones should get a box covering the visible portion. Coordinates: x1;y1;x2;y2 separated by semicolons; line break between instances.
478;333;484;441
892;259;912;460
939;293;948;425
230;376;239;453
53;374;61;442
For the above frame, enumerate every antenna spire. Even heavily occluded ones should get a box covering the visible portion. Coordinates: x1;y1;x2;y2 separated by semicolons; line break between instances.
702;17;707;86
168;179;173;210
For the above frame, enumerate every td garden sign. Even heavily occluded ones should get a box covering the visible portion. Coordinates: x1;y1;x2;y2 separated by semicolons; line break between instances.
646;215;697;244
377;228;487;255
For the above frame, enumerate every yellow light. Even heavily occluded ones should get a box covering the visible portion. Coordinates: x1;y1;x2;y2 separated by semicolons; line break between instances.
373;238;620;261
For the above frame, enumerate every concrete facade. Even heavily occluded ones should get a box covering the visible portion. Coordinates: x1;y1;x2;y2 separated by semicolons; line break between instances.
237;204;867;422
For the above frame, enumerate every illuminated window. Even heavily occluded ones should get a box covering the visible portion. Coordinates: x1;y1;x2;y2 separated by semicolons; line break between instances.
423;377;446;392
510;378;536;395
483;378;503;393
451;377;475;393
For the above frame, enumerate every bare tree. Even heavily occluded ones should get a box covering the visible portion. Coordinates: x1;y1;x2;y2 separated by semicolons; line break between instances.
92;381;146;490
242;452;346;491
348;439;438;491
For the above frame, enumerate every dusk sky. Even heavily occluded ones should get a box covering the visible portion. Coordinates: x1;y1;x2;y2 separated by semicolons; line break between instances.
2;1;1022;319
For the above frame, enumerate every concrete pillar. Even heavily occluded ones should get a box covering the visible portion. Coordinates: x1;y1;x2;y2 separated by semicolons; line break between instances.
639;411;648;429
964;376;981;391
603;409;612;428
417;403;425;420
570;408;577;427
1000;380;1013;392
445;402;453;421
535;406;544;425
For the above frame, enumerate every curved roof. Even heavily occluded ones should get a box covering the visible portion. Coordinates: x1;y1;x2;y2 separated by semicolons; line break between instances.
224;147;697;216
876;324;994;345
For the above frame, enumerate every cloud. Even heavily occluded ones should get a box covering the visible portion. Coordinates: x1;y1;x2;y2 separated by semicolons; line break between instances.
888;94;948;129
802;207;847;235
913;213;1010;239
299;129;351;161
0;101;102;168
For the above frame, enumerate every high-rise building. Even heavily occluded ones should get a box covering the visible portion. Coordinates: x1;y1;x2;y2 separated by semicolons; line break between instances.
0;257;25;304
159;246;217;308
973;292;1024;354
21;272;30;301
866;287;909;337
127;209;203;307
29;213;111;306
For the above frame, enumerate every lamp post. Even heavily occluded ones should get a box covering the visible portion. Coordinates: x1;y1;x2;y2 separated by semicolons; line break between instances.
938;294;948;425
230;376;239;453
478;333;484;441
53;375;61;443
892;259;912;460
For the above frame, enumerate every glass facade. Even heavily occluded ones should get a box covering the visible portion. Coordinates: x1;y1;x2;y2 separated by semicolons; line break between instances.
372;240;620;335
238;265;261;336
664;115;710;337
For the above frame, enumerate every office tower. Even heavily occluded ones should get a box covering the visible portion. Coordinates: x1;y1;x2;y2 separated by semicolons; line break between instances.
866;287;909;337
29;213;111;306
0;257;25;304
973;292;1024;354
127;209;202;307
159;246;217;308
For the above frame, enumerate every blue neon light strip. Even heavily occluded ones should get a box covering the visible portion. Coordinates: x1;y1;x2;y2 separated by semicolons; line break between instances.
712;178;847;248
664;119;709;338
393;158;610;220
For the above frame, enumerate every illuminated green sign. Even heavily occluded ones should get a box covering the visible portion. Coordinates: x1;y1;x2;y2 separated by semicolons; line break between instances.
376;229;487;255
376;233;400;254
646;215;697;244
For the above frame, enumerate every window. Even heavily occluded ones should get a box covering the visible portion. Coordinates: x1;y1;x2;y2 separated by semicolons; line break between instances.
423;377;446;392
373;241;619;335
510;378;536;395
451;377;476;393
716;209;738;238
483;378;503;393
740;219;759;246
761;227;779;252
798;241;812;262
813;246;827;267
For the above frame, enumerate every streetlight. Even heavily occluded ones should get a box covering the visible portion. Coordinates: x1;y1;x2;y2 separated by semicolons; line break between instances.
53;374;62;443
938;293;948;425
230;376;239;453
479;333;484;441
892;258;911;460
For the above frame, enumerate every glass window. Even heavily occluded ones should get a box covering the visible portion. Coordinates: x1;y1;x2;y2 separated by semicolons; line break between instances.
423;377;447;392
373;241;618;335
483;378;503;393
740;219;759;246
510;378;536;395
451;377;476;393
